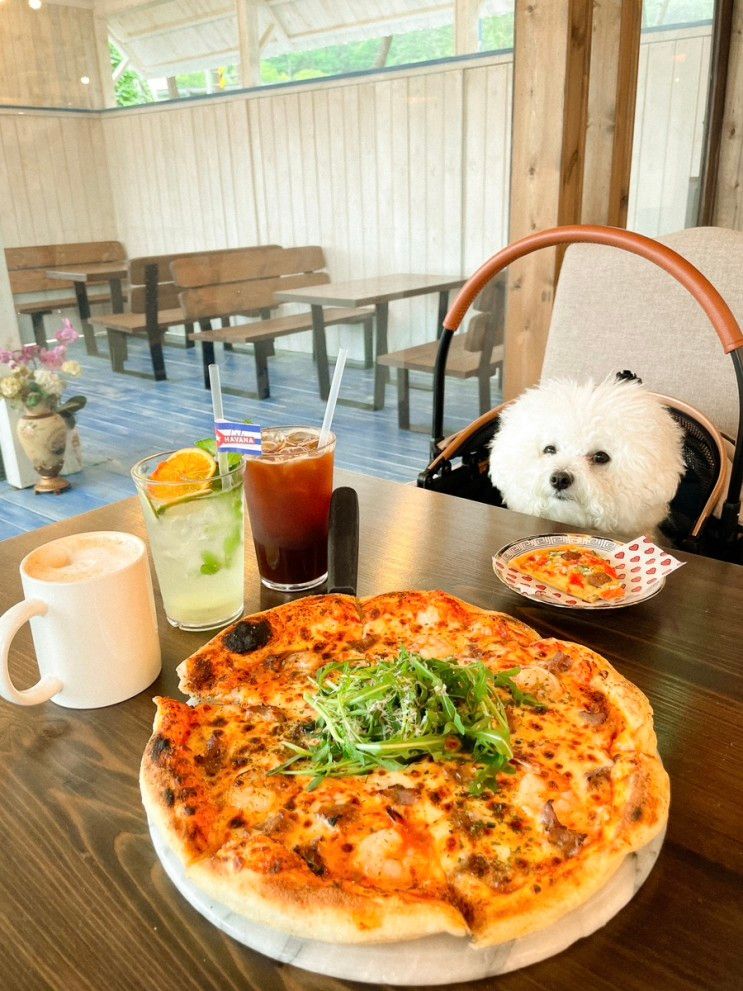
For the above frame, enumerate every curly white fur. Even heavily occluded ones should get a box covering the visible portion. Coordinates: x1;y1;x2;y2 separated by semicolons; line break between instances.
489;376;685;538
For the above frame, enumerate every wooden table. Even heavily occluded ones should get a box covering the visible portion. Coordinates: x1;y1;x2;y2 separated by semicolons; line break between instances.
1;472;741;990
46;262;129;356
276;274;464;410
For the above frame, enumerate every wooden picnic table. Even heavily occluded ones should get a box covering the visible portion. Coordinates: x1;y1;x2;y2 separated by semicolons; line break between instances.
275;274;465;409
46;262;129;356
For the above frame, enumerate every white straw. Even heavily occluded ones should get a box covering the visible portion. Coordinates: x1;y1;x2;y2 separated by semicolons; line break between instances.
208;363;230;476
319;347;347;447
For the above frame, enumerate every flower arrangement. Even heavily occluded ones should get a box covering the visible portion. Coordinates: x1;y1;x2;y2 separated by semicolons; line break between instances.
0;319;85;416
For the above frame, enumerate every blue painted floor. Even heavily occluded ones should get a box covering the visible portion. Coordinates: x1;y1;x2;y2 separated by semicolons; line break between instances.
0;335;501;541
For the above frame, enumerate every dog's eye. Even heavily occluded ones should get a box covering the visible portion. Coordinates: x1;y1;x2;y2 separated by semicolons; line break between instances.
591;451;611;465
543;445;556;455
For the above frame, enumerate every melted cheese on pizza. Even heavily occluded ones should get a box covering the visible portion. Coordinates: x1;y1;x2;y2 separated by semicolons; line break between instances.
512;545;624;603
143;596;668;946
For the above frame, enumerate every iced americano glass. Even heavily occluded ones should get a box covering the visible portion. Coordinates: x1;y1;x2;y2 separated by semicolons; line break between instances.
132;451;245;630
244;427;335;591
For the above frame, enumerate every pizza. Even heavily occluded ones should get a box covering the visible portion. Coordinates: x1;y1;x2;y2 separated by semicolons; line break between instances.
141;590;668;946
511;544;625;603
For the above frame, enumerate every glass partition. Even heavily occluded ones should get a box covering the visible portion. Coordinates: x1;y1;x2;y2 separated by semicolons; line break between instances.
627;0;716;235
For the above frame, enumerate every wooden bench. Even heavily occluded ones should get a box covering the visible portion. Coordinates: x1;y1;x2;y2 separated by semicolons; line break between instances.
377;276;506;429
89;247;279;381
171;246;374;400
7;241;126;347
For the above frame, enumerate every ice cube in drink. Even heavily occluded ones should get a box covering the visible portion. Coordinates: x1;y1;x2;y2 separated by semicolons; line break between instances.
244;427;335;591
132;452;245;630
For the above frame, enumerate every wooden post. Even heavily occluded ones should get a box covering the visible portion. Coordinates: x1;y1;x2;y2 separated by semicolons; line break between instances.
236;0;261;88
166;77;180;99
504;0;593;399
454;0;481;55
606;0;642;227
713;0;742;228
93;14;117;109
582;0;642;226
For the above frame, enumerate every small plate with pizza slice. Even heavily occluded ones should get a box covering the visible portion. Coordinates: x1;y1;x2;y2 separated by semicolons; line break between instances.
493;533;667;609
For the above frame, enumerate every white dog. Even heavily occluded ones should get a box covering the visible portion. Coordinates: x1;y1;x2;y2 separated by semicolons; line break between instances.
489;373;685;538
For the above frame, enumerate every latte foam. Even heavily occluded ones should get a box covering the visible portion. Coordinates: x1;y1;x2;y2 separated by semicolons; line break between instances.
24;533;140;584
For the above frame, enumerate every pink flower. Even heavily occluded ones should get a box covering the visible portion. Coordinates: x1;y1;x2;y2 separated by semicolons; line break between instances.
22;344;39;361
55;319;79;344
0;350;12;364
39;346;66;369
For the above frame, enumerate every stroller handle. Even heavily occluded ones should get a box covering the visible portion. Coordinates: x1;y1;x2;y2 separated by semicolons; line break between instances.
442;225;743;352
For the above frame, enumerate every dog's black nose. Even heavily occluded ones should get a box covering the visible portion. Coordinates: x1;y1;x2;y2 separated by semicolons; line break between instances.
550;470;574;492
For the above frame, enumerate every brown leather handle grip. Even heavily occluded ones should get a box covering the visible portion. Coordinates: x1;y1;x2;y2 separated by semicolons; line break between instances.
443;225;743;355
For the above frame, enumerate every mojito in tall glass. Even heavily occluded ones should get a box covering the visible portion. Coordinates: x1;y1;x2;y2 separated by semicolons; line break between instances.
132;449;245;630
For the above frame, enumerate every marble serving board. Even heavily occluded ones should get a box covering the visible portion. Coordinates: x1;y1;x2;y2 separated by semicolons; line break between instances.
149;820;665;986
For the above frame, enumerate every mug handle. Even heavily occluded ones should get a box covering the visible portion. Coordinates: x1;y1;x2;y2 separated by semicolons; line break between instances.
0;600;63;706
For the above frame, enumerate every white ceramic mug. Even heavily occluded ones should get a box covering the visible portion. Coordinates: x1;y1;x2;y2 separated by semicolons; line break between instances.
0;531;161;708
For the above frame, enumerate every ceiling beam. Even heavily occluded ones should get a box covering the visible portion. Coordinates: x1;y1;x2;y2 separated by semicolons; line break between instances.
121;7;235;41
236;0;261;87
102;0;181;18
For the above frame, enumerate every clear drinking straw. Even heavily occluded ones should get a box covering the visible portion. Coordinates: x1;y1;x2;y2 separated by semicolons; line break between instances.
319;347;348;448
208;363;230;477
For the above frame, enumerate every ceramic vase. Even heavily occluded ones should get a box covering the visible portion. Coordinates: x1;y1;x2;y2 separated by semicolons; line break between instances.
16;405;71;494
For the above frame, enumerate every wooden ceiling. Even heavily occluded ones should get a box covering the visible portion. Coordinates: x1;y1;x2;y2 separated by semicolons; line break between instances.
100;0;476;79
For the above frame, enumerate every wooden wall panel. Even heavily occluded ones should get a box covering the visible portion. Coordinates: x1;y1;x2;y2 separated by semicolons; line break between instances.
102;100;259;257
0;0;106;110
714;0;743;229
0;111;116;248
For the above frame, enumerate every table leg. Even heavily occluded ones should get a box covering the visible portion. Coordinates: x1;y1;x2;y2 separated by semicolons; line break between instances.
31;312;48;348
107;278;128;360
436;290;449;340
200;321;215;389
221;317;234;352
110;278;125;314
397;368;410;430
363;317;374;368
74;282;98;356
311;305;331;401
373;302;390;411
254;340;271;399
107;330;126;373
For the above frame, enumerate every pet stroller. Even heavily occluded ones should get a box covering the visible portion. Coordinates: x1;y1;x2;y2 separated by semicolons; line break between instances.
417;225;743;564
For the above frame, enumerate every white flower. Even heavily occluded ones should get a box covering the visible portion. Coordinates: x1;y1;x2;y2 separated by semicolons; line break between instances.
33;368;64;396
0;375;21;398
61;360;81;377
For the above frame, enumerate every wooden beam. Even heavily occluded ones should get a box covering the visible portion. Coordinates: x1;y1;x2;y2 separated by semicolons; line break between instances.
166;77;179;99
236;0;260;88
606;0;641;227
582;0;622;224
504;0;593;399
556;0;593;240
709;0;741;228
454;0;481;54
93;14;117;109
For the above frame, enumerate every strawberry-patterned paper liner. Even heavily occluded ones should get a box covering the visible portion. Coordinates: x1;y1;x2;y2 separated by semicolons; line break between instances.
493;534;684;609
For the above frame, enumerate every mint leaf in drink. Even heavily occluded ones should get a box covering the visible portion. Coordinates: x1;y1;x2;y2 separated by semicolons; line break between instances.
195;438;217;456
196;437;244;473
200;550;222;575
